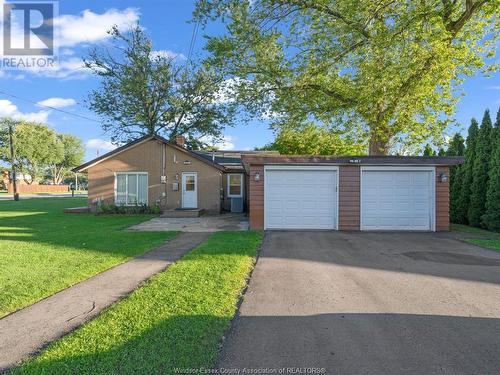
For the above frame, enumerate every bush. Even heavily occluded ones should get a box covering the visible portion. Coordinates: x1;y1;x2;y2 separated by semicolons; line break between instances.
97;203;161;215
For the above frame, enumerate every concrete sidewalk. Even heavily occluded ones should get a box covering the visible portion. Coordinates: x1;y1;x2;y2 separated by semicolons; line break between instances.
0;232;209;371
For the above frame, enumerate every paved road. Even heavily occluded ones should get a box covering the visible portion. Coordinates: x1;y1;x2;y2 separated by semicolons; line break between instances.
0;232;209;371
218;231;500;375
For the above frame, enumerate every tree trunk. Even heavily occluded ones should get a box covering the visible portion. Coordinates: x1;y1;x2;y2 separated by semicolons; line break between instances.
369;133;390;155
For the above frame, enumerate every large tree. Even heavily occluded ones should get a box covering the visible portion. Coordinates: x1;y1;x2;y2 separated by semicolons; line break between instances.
49;134;85;185
455;118;479;224
261;123;365;155
197;0;499;154
468;110;493;226
482;108;500;230
0;121;63;184
85;25;237;147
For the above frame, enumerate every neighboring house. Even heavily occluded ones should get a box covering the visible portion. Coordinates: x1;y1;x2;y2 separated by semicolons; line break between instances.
73;134;275;214
74;135;464;232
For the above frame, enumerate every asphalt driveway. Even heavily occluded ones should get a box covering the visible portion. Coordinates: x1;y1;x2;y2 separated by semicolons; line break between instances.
218;231;500;374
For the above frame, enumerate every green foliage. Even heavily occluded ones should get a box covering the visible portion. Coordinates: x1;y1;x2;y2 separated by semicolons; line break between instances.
447;133;466;156
482;108;500;231
268;124;365;155
455;119;479;224
98;203;161;215
468;110;493;226
85;25;236;147
198;0;499;154
423;144;436;156
448;133;466;223
49;134;85;184
0;121;63;184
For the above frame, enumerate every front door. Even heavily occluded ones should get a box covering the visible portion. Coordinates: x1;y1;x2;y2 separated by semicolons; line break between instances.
182;172;197;208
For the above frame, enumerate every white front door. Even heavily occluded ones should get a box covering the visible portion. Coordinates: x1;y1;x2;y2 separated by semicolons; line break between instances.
361;169;434;230
182;172;197;208
265;168;338;230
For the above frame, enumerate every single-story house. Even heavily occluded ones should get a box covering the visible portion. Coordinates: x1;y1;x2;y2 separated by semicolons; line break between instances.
74;135;464;231
73;134;273;214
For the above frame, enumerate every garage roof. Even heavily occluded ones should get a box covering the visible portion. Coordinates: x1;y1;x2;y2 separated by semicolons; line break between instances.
242;155;465;166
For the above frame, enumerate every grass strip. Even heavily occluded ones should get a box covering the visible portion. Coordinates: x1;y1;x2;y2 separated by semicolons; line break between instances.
450;223;500;252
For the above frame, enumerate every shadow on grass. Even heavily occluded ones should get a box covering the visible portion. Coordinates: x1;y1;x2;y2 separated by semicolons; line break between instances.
0;198;171;257
18;313;500;374
18;315;227;374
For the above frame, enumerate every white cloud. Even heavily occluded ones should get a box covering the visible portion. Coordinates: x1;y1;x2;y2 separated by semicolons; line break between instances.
200;135;236;150
488;86;500;90
0;99;49;123
0;7;140;79
150;50;186;61
37;97;76;108
55;8;140;47
85;138;117;152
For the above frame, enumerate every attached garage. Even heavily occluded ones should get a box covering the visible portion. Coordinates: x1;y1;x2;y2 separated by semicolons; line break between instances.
361;168;435;231
265;167;338;229
243;155;464;232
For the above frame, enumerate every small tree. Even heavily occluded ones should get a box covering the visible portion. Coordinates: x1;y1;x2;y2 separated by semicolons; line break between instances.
447;133;466;223
49;134;85;184
468;110;493;226
456;119;479;224
85;24;236;147
482;108;500;230
423;144;435;156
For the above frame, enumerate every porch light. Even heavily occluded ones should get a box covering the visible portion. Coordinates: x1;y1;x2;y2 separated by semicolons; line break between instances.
440;172;448;183
254;172;261;182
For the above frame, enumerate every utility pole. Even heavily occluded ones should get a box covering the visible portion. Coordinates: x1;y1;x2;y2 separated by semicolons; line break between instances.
8;121;19;201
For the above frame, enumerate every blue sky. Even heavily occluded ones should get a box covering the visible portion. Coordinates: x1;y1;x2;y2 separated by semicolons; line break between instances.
1;0;499;162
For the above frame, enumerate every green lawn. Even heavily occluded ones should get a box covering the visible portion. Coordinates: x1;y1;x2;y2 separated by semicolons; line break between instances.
451;223;500;251
0;198;176;317
18;231;262;374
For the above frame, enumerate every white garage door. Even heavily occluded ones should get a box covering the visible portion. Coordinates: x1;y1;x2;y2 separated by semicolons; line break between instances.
361;170;434;231
265;169;337;229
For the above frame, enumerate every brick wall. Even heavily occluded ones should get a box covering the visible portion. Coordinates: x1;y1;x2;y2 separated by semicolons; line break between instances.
7;184;69;193
248;165;264;230
435;166;450;231
338;166;360;230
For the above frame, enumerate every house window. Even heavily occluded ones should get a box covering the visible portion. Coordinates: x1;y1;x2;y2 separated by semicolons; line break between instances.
115;172;148;205
227;174;243;197
185;175;196;191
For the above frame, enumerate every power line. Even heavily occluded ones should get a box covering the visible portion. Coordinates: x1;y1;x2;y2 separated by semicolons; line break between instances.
186;1;202;70
0;89;101;123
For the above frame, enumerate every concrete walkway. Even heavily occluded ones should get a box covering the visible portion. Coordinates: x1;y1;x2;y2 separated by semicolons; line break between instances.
0;232;209;371
129;214;249;232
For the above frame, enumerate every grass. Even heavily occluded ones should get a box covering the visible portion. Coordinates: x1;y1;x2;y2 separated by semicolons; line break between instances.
450;223;500;252
18;231;263;374
0;198;177;317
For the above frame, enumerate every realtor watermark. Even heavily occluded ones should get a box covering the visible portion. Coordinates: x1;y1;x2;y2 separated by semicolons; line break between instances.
173;368;327;374
1;0;58;70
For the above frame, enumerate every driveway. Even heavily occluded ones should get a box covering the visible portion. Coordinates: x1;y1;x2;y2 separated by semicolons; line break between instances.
218;231;500;374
